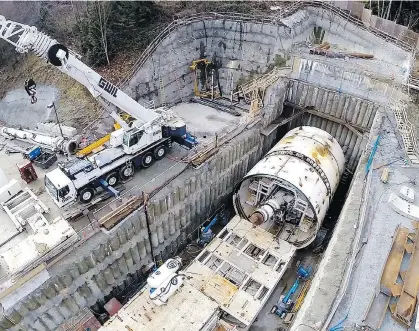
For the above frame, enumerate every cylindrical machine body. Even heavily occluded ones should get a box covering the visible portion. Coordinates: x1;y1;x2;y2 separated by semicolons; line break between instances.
147;257;182;289
150;274;184;306
233;126;345;248
147;257;183;306
0;127;72;153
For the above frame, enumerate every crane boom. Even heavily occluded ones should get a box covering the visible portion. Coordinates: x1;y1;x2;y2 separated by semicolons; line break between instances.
0;15;158;128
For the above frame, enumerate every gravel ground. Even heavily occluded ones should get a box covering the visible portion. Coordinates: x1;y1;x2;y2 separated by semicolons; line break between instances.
329;109;419;331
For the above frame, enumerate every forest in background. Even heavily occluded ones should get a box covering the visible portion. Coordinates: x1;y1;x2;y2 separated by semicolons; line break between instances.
365;0;419;31
1;1;418;70
0;1;418;83
0;1;273;71
0;1;418;129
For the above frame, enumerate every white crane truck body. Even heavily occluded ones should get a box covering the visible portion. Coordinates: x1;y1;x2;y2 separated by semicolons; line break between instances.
0;15;196;207
45;134;173;207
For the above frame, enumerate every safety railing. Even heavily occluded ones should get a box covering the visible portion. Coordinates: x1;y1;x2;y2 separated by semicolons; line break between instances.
310;1;415;52
407;46;419;90
117;1;416;90
389;98;419;164
116;9;298;89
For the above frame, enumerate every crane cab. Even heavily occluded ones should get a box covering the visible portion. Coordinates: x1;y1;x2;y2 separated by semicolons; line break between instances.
45;169;77;208
122;126;162;155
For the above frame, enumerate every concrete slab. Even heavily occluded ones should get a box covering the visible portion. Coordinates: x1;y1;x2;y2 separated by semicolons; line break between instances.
328;112;414;331
399;185;415;203
100;283;219;331
389;192;419;220
171;102;241;139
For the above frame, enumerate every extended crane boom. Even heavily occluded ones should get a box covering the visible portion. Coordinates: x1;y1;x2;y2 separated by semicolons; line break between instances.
0;15;158;128
0;15;197;208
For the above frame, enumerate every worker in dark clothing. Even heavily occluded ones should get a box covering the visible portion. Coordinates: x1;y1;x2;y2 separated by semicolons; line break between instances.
24;78;37;103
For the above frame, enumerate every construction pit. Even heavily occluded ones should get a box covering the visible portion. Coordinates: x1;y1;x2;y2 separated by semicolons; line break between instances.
0;2;419;331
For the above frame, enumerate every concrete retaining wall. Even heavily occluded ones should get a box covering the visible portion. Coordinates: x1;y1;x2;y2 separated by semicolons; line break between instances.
291;109;384;331
285;80;379;170
0;5;408;330
290;56;407;103
125;6;409;109
0;129;267;331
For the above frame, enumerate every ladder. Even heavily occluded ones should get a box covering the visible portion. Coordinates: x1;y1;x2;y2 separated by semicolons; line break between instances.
246;180;271;206
294;198;308;214
291;278;312;313
227;70;234;102
295;198;309;230
158;72;166;107
233;66;291;114
390;99;419;164
255;181;271;203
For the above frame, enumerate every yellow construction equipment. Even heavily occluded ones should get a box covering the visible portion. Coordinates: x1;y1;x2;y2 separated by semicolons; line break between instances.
233;66;290;116
190;59;220;99
77;134;111;157
119;113;135;126
291;278;311;313
190;59;211;71
76;123;122;157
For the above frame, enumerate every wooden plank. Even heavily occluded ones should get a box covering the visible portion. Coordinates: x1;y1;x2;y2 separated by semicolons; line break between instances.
389;303;397;314
364;292;391;329
381;227;409;290
405;243;414;254
380;167;389;183
0;264;46;300
390;283;403;297
393;231;419;326
100;197;142;230
402;234;419;296
364;226;408;329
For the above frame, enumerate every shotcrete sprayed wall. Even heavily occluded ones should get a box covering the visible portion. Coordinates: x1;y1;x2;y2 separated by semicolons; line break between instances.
0;5;407;331
290;56;407;103
124;7;410;108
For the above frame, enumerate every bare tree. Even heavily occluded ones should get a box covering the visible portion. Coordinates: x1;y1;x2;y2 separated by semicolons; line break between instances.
395;0;403;23
385;0;392;20
71;1;90;52
93;1;112;65
407;9;419;30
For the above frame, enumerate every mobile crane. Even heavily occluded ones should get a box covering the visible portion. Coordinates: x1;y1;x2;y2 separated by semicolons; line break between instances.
0;15;196;207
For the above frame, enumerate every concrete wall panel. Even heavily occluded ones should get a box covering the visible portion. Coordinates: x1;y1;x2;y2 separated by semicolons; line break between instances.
3;4;410;330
